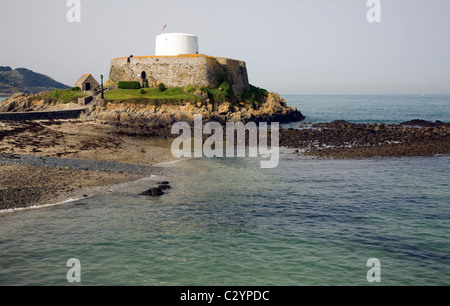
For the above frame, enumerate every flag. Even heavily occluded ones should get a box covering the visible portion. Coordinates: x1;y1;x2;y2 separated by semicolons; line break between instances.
163;25;167;31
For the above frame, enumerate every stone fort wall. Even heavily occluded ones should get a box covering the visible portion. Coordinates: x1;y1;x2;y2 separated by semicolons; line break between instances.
109;54;250;98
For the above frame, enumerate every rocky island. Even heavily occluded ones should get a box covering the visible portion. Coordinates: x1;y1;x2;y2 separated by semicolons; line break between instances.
0;83;302;211
0;34;304;211
1;32;449;211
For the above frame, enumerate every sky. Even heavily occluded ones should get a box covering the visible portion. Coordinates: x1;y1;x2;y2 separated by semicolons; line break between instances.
0;0;449;95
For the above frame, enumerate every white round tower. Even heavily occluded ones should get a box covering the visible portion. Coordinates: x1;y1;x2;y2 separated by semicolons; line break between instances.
155;33;199;56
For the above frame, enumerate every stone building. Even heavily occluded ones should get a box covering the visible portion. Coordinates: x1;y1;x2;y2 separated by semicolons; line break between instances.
75;74;99;91
108;33;250;98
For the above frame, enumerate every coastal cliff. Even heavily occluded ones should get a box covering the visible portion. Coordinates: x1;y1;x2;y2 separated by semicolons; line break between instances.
0;91;305;129
84;92;304;128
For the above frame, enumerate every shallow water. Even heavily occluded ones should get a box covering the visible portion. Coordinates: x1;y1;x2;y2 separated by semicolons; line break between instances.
0;94;449;286
1;154;449;286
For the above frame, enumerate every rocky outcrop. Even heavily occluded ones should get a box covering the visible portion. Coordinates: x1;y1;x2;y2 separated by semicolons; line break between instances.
0;93;81;113
158;181;171;190
0;92;305;132
245;93;305;123
280;120;450;158
141;188;164;196
0;93;38;112
82;92;304;129
399;119;448;127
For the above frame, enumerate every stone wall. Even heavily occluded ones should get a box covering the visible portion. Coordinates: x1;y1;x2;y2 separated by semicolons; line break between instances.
109;54;250;98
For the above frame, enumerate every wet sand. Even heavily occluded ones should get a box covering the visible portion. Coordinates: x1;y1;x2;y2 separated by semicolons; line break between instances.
0;119;175;211
2;118;449;211
0;164;143;211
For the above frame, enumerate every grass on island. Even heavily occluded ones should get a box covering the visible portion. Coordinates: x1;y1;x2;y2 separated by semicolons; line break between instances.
104;87;202;105
104;82;270;107
26;83;270;107
242;85;269;105
29;88;87;105
205;82;232;103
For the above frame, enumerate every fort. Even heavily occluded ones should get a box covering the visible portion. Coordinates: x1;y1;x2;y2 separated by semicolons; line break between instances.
109;33;250;98
0;33;305;127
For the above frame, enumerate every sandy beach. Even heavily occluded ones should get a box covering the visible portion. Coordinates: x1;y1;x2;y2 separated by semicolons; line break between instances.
1;117;449;211
0;119;175;211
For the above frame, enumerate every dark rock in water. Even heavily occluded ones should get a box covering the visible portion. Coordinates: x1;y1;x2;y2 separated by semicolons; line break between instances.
280;118;450;159
141;188;164;196
400;119;435;127
159;181;170;185
158;185;171;190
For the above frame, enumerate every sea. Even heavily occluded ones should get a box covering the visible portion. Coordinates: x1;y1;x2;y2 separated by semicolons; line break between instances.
0;95;449;286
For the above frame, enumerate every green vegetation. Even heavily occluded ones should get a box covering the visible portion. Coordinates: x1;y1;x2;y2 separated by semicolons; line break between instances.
185;85;196;94
242;85;269;105
70;86;81;91
103;82;268;107
104;87;202;104
118;81;141;90
207;82;232;103
29;89;87;104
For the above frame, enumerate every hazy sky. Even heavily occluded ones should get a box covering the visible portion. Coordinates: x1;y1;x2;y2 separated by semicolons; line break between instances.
1;0;449;94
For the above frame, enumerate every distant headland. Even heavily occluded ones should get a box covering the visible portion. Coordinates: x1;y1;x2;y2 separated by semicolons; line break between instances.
0;66;69;96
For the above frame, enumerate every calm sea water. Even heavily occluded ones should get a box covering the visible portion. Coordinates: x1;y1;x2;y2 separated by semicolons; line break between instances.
0;95;449;286
283;94;450;127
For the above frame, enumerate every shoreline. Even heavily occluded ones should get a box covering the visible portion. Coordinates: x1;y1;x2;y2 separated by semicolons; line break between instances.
0;171;172;215
0;194;90;215
0;119;177;211
0;164;146;212
0;158;183;214
1;118;449;211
